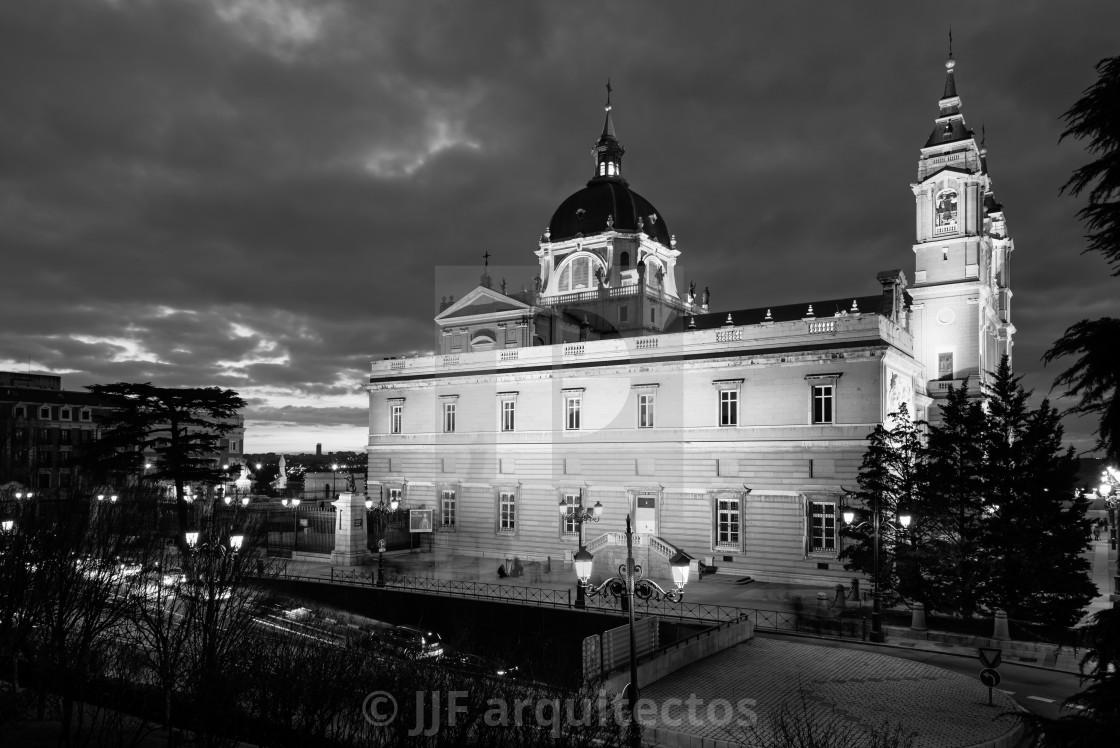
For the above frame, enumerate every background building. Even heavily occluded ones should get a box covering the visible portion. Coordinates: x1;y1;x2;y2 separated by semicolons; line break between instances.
366;57;1014;584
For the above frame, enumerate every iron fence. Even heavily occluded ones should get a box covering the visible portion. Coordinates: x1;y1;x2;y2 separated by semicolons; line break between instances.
260;565;868;640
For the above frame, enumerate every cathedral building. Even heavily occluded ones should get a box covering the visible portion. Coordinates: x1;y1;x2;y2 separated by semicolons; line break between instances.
365;56;1014;585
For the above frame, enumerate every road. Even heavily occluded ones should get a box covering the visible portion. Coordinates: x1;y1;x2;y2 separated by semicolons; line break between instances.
761;630;1086;722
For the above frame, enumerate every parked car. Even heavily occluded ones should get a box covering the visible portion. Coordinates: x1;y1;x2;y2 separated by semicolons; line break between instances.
376;625;444;659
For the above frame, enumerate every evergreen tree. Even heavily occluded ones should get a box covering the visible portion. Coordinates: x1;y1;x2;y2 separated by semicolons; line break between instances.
849;358;1094;626
1043;56;1120;461
81;382;247;545
978;359;1094;628
919;382;990;619
840;406;924;607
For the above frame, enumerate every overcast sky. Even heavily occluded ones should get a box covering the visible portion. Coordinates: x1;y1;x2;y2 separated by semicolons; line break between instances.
2;1;1117;455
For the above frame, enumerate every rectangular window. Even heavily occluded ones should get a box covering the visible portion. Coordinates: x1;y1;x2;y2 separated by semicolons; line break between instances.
638;393;654;428
938;352;954;380
389;488;402;505
719;390;739;426
502;400;516;432
79;408;91;422
59;407;71;421
443;402;456;433
717;498;740;547
809;502;836;552
441;490;456;527
14;405;27;419
59;429;72;444
39;405;51;420
562;493;580;535
565;395;581;430
390;404;402;434
812;385;834;424
619;306;628;323
38;428;51;443
499;492;516;533
650;308;656;323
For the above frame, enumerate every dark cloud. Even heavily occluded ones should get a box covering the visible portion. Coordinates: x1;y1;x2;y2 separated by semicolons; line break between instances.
1;0;1118;452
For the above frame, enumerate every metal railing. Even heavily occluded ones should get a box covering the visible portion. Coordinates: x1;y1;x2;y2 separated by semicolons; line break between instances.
260;565;868;640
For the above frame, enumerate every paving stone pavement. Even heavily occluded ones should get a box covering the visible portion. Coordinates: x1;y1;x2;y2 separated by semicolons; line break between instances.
639;637;1021;748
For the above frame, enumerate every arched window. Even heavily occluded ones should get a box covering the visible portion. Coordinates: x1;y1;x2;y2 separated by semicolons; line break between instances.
935;189;958;228
620;251;630;269
557;254;601;293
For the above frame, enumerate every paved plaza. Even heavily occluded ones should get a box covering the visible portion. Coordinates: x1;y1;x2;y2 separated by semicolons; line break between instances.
640;637;1022;748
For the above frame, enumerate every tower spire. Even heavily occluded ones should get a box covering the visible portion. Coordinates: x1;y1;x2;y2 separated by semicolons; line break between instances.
590;78;625;182
924;49;968;147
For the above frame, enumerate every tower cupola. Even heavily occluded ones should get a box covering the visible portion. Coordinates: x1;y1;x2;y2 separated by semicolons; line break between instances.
591;80;625;181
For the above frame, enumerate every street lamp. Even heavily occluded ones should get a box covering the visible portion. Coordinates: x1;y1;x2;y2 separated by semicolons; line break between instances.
367;489;400;587
559;490;604;607
842;502;912;643
331;463;340;499
1;519;13;533
280;497;301;552
575;515;689;747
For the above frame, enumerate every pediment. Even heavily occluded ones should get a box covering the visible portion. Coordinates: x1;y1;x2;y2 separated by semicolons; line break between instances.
435;285;531;324
917;165;971;185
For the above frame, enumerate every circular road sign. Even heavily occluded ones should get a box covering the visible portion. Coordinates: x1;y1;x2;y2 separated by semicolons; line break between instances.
979;668;1001;688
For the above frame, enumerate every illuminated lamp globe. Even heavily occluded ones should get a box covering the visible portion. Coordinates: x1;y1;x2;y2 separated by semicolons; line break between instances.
390;496;400;511
1100;482;1114;497
559;499;569;516
842;510;855;525
365;499;374;510
281;498;290;508
592;501;603;518
185;531;199;549
241;496;250;506
669;550;691;589
1;519;14;532
229;534;244;552
573;547;594;584
899;513;912;528
292;498;301;508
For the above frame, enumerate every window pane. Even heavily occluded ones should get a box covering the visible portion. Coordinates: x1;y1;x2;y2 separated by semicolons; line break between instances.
573;258;589;289
442;490;455;526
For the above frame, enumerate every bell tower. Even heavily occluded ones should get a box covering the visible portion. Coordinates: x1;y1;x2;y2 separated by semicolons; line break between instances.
908;52;1015;414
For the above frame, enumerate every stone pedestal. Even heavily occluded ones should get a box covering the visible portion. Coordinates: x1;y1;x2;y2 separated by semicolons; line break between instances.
992;609;1010;641
910;602;927;631
331;492;372;567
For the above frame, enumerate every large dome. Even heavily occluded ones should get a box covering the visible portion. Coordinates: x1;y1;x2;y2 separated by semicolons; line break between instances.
548;178;671;246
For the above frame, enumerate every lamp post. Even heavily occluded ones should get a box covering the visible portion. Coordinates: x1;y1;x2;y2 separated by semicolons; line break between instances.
575;515;690;747
366;489;400;587
559;490;603;608
281;497;301;552
842;502;911;643
331;463;340;500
